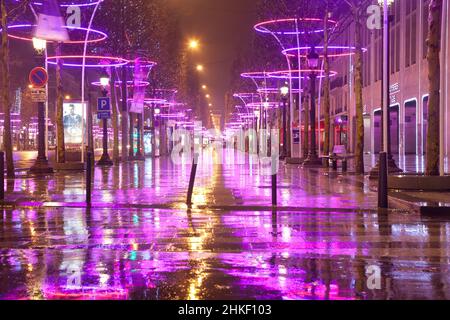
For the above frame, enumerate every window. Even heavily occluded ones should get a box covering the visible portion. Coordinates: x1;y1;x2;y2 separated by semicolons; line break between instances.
405;0;418;67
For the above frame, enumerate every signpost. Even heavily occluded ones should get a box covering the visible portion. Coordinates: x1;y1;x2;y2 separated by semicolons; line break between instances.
29;67;53;174
97;97;113;166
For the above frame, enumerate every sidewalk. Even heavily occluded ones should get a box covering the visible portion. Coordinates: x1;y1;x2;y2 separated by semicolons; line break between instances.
0;152;379;212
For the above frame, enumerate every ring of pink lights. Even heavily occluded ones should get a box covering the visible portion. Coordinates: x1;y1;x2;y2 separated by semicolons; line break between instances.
29;0;103;7
282;46;368;58
47;55;129;68
267;69;338;79
91;80;150;87
254;18;337;36
257;87;303;94
2;24;107;44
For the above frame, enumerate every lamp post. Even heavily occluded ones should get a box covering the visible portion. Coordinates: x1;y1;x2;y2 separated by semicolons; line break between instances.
303;46;322;166
97;71;113;166
30;38;53;174
280;84;289;160
371;0;402;179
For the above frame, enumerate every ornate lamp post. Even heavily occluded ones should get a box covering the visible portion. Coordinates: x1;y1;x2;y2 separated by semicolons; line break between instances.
97;71;113;166
280;84;289;159
303;46;322;166
30;38;53;174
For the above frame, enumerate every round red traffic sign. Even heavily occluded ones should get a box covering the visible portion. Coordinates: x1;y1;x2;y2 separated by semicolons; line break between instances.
29;67;48;88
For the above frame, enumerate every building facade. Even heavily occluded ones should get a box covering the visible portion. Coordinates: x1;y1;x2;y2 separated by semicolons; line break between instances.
326;0;449;171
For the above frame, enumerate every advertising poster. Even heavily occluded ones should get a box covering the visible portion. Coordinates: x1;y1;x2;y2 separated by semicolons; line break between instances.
63;102;86;145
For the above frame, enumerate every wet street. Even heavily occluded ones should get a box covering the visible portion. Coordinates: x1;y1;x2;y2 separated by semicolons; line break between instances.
0;150;449;300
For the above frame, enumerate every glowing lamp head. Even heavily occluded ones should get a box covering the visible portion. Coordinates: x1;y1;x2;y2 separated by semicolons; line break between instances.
280;85;289;97
377;0;395;6
196;65;204;72
32;37;47;53
307;47;320;70
154;108;161;114
99;71;110;87
189;39;200;50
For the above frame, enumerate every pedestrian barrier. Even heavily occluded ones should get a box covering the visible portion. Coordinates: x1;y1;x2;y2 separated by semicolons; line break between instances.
187;153;199;206
378;152;388;209
86;152;93;205
0;152;4;201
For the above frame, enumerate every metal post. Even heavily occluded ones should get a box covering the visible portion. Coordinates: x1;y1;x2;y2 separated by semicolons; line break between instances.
187;153;199;206
86;151;92;205
0;152;4;201
378;152;388;209
272;172;277;207
30;101;53;174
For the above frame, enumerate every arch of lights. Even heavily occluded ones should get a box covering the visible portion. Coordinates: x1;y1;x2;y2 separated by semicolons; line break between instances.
253;17;338;157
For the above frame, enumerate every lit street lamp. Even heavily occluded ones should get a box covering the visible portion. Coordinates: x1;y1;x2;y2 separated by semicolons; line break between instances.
30;38;53;174
97;71;113;166
303;46;322;166
280;84;289;160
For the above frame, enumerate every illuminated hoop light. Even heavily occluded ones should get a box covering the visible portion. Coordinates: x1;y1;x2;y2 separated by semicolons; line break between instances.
257;87;303;94
28;0;103;7
254;18;337;36
267;69;338;80
282;46;368;58
47;55;129;68
91;80;150;87
1;24;107;44
240;72;273;79
246;101;280;108
127;60;158;69
144;98;168;105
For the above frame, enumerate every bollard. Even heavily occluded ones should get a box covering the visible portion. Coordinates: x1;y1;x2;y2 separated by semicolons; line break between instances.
187;153;199;206
378;152;388;209
86;152;93;205
271;155;277;207
0;152;4;201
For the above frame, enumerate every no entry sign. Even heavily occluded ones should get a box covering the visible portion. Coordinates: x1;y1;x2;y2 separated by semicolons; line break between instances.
29;67;48;88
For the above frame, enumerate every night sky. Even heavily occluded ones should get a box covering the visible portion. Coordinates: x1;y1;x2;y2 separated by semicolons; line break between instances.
168;0;258;116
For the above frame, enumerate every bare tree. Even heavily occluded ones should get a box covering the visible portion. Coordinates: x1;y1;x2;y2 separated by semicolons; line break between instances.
1;0;29;178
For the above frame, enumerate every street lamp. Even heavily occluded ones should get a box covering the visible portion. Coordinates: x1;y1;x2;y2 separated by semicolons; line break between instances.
370;0;402;179
303;46;322;166
30;38;53;174
97;70;113;166
196;64;204;72
188;39;200;50
280;84;289;160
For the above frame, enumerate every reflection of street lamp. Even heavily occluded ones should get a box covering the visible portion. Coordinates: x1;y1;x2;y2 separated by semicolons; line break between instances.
303;46;322;166
280;84;289;159
97;71;113;166
30;38;53;174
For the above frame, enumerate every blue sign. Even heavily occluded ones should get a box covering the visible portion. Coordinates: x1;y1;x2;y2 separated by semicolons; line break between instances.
293;129;300;144
97;111;111;120
97;97;111;112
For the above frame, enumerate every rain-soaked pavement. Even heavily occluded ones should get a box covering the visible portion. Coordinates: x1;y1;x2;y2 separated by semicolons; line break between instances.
0;149;449;300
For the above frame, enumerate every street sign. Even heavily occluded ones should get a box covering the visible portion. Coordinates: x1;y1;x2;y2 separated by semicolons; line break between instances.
98;97;111;112
29;67;48;88
97;111;111;120
31;88;47;103
293;129;300;144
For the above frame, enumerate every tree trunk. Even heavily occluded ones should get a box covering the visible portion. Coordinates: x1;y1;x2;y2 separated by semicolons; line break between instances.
55;43;65;163
0;0;15;178
323;5;331;158
110;68;120;164
353;7;365;175
426;0;442;176
303;96;309;158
